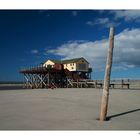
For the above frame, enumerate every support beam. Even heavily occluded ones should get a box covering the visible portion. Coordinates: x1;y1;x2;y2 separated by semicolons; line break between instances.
100;27;115;121
36;73;48;88
67;78;73;87
24;74;32;88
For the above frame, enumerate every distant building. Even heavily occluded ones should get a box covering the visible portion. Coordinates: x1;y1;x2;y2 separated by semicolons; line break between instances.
43;57;91;72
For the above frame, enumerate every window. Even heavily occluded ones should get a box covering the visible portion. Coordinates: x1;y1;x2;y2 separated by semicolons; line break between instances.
71;67;74;69
78;64;86;70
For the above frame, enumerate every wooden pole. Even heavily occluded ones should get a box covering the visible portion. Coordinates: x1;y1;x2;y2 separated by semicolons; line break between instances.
100;27;115;121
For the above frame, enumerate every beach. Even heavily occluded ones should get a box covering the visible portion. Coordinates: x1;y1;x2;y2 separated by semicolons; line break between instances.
0;88;139;130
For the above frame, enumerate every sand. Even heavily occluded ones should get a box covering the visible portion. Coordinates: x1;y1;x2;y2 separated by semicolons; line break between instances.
0;88;139;130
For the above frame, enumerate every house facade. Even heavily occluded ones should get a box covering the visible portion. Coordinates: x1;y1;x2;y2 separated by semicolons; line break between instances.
43;57;90;72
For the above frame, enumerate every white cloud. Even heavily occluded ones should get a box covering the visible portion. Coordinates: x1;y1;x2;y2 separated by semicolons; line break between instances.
31;49;39;54
95;18;109;24
86;17;120;28
86;21;94;26
72;11;78;16
47;28;140;71
110;10;140;21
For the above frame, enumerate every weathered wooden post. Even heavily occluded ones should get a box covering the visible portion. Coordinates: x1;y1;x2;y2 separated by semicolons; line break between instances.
100;27;115;121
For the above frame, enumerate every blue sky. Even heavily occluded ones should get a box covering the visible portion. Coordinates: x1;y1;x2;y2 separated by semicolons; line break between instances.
0;10;140;81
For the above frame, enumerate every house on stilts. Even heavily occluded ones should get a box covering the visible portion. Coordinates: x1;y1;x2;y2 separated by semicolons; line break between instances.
20;57;93;89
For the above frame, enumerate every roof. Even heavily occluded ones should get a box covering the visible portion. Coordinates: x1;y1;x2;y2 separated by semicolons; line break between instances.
48;59;62;63
49;57;89;64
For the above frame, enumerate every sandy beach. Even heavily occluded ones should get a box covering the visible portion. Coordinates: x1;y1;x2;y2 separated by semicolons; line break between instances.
0;88;139;130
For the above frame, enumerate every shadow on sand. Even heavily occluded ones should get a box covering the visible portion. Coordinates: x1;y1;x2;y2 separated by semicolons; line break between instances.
106;108;140;121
